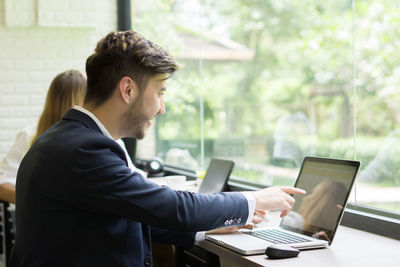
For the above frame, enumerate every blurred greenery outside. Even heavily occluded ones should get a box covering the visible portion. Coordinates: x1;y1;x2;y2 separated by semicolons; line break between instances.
134;0;400;211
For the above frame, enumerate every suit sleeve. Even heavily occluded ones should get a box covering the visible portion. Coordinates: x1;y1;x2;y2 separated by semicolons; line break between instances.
42;136;249;233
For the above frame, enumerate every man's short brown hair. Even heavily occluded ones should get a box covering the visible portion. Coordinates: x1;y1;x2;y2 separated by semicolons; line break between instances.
85;31;179;106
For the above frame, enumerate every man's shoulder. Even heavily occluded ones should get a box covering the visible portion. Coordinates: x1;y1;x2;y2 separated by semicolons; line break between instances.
34;118;120;160
26;121;126;177
55;121;118;148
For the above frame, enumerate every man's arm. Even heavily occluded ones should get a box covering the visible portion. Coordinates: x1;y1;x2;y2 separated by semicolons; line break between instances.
38;133;304;233
71;140;304;231
39;135;249;233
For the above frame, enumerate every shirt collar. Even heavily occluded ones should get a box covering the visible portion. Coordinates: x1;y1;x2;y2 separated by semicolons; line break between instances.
73;106;114;140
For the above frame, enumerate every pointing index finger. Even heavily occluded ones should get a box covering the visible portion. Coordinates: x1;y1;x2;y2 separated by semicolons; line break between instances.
280;187;306;195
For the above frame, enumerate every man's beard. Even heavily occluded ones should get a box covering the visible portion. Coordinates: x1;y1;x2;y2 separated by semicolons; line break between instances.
121;97;150;139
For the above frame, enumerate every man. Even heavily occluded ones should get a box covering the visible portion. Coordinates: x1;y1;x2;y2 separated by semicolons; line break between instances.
11;31;305;267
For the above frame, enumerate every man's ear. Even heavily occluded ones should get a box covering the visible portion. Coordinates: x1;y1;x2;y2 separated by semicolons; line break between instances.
119;76;139;104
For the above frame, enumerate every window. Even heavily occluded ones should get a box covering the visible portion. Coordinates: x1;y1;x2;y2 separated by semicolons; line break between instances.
134;0;400;216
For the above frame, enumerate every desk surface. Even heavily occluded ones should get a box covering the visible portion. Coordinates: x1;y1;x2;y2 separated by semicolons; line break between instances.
198;216;400;267
153;178;400;266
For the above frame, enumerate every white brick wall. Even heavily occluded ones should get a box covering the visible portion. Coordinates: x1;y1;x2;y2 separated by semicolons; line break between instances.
0;0;117;159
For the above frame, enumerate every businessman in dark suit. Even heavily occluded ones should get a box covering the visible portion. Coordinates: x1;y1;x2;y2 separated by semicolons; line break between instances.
11;31;305;267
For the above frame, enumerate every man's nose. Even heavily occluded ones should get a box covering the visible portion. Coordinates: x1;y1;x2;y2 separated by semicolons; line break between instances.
158;97;165;115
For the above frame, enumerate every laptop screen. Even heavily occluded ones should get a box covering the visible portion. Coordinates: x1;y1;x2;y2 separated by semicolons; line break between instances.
280;156;360;244
198;158;234;194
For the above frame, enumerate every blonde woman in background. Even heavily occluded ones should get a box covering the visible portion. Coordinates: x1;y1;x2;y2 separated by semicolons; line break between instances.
0;70;87;203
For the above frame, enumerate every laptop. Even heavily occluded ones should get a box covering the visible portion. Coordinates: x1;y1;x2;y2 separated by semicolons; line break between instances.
198;158;235;193
205;156;360;255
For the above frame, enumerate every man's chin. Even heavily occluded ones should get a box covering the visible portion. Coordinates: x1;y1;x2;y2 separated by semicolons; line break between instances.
132;130;145;140
126;122;150;139
135;134;145;140
133;127;148;140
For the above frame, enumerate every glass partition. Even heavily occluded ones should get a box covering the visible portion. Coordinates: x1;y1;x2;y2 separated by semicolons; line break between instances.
134;0;400;214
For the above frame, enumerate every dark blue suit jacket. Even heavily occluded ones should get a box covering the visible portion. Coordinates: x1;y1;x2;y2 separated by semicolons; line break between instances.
11;109;249;267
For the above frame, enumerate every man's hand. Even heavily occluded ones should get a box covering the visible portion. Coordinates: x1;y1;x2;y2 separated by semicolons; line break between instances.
250;187;306;217
252;209;267;224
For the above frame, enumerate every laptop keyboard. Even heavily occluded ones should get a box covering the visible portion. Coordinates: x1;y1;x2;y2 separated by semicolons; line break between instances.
244;229;310;244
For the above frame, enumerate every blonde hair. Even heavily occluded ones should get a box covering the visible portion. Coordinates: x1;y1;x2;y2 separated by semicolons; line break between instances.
31;70;87;145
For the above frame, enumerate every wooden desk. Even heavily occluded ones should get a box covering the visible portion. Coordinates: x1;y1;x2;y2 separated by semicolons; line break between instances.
151;178;399;266
198;225;400;267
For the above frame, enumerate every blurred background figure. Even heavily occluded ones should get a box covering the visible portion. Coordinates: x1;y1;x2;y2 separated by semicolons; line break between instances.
0;70;87;203
273;112;316;167
358;130;400;186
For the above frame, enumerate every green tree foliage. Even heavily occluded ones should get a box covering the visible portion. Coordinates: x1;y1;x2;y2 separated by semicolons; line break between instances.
135;0;400;185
